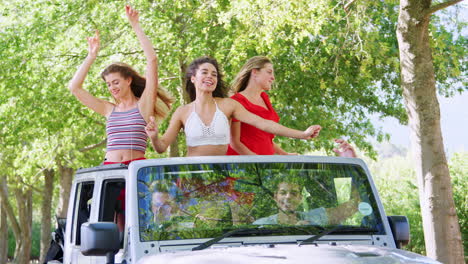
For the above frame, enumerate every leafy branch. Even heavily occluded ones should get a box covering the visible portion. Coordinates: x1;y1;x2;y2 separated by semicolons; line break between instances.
77;111;106;127
79;138;106;152
344;0;358;13
425;0;464;16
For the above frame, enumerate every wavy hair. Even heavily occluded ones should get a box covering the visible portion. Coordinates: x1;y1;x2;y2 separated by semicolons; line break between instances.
232;56;272;93
101;62;174;121
184;56;228;102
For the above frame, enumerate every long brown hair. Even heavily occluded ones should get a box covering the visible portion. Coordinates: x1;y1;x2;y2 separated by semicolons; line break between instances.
232;56;272;93
184;56;228;102
101;62;174;121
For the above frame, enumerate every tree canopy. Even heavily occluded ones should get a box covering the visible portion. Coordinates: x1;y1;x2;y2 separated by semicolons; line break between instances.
0;0;466;262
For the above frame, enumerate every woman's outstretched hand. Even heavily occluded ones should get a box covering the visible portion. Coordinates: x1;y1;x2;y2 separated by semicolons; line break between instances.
145;116;159;140
333;139;357;158
125;5;140;27
303;125;321;139
86;30;100;58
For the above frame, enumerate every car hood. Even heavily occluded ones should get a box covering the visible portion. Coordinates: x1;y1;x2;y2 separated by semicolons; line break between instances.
137;244;440;264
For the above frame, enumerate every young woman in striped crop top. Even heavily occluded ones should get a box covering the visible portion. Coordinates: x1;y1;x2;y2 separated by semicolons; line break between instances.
69;6;173;164
145;56;322;157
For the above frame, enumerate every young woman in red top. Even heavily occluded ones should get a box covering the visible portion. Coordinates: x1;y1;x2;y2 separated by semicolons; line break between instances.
145;56;322;156
227;56;297;155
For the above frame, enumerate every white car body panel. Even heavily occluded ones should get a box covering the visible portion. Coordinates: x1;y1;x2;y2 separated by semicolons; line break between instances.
58;156;440;264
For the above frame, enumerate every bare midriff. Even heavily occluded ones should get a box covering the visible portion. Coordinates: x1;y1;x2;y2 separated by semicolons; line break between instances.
186;145;229;156
105;149;145;162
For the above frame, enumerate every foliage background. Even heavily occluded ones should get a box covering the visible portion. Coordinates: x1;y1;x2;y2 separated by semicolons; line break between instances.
1;0;466;261
374;151;467;255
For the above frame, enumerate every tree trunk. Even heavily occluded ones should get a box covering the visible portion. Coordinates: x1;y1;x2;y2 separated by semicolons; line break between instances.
0;175;22;262
178;56;189;104
57;165;74;218
167;56;188;158
40;169;55;264
0;177;9;264
169;138;180;157
0;206;7;264
396;1;464;263
14;189;32;264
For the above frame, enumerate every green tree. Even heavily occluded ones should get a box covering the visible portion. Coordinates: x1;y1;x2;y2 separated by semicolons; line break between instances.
0;1;114;261
369;150;468;258
396;1;465;262
1;0;466;262
213;0;409;157
448;152;468;254
367;153;426;254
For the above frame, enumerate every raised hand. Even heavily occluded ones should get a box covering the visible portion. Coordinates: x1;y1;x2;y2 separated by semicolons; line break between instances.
125;5;140;27
145;116;159;140
86;30;100;58
333;139;357;158
303;125;321;139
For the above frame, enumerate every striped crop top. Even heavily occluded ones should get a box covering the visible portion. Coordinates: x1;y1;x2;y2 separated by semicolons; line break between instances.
106;107;148;152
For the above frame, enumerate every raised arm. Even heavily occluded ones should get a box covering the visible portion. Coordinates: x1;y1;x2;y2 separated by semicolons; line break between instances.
229;121;256;155
125;5;158;123
146;107;184;153
230;99;321;140
230;115;297;155
333;139;357;158
68;30;114;117
325;185;360;225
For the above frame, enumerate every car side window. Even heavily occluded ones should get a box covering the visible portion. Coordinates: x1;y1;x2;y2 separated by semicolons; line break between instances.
99;179;126;248
71;181;94;246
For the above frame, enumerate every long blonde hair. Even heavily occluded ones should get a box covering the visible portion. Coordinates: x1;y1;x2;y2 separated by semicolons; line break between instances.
232;56;272;93
154;88;174;122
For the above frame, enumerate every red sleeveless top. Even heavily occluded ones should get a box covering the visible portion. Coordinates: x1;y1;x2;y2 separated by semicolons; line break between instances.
227;92;279;155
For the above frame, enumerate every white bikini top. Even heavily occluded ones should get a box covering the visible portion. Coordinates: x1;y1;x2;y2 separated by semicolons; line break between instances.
184;100;230;147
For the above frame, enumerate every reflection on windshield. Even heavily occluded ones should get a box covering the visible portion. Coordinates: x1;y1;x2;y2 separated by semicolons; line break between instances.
137;163;383;242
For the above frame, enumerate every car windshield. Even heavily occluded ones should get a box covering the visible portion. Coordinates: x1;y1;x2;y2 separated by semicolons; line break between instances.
137;162;384;242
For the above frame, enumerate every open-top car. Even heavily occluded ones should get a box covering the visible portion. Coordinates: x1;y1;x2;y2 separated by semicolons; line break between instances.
52;156;439;264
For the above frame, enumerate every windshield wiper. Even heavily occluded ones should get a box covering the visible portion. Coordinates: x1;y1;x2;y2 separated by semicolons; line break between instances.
192;225;327;251
192;227;281;251
298;225;378;246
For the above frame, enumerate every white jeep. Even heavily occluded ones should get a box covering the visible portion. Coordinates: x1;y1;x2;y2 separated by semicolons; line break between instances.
51;155;440;264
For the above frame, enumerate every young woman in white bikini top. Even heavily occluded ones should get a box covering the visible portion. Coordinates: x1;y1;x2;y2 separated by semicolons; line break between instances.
184;100;230;147
145;56;322;157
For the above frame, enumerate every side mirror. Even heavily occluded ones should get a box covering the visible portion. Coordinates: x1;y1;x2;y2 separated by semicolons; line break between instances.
81;222;120;264
387;216;410;249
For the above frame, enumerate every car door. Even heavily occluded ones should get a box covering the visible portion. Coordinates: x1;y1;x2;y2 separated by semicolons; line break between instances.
69;181;94;264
